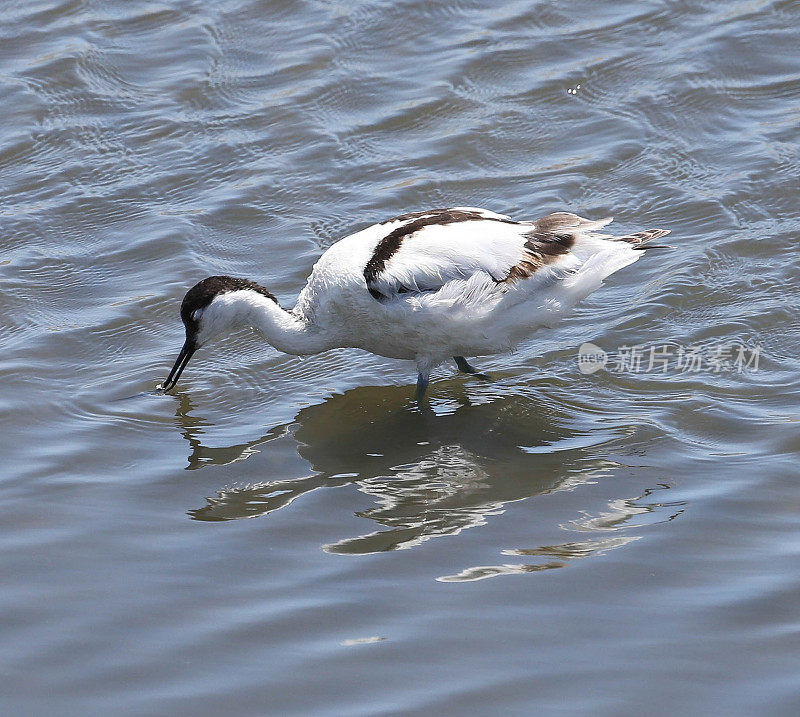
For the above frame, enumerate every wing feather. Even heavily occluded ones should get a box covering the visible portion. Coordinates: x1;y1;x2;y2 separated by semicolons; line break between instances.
363;208;670;302
366;218;526;299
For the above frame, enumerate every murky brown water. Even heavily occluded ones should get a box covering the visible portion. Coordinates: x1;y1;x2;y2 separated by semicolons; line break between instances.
2;0;800;713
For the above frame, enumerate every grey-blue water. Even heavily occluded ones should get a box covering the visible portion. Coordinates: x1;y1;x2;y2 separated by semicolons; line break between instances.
2;0;799;714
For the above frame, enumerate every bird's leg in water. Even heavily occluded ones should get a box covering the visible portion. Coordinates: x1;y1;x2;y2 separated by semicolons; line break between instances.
454;356;491;380
414;356;435;402
415;372;430;401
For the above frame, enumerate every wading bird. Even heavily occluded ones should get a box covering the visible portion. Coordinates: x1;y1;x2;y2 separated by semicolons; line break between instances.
160;207;669;399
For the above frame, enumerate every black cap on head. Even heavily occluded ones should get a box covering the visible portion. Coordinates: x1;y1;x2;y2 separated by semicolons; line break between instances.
180;275;277;334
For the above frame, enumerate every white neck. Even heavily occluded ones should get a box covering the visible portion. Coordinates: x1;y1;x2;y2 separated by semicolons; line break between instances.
200;290;338;355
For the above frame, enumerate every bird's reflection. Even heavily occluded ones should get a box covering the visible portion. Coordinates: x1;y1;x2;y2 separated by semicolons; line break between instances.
173;382;682;563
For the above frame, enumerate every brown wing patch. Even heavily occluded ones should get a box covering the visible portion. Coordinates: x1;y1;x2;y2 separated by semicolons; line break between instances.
532;211;586;232
502;213;585;282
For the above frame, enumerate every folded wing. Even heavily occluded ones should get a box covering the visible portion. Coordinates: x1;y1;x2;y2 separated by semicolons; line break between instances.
364;208;648;302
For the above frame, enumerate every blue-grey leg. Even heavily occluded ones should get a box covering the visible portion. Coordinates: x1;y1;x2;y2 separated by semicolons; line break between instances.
415;372;430;401
453;356;491;380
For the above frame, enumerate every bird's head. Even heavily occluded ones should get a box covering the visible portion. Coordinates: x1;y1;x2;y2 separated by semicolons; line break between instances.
160;276;277;392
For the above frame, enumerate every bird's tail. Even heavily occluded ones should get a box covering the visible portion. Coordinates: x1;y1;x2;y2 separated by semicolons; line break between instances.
616;228;673;250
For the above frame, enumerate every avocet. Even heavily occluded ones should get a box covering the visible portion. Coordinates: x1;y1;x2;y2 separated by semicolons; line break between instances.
160;207;669;398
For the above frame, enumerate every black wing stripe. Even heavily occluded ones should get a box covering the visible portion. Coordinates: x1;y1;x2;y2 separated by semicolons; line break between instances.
364;208;517;298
